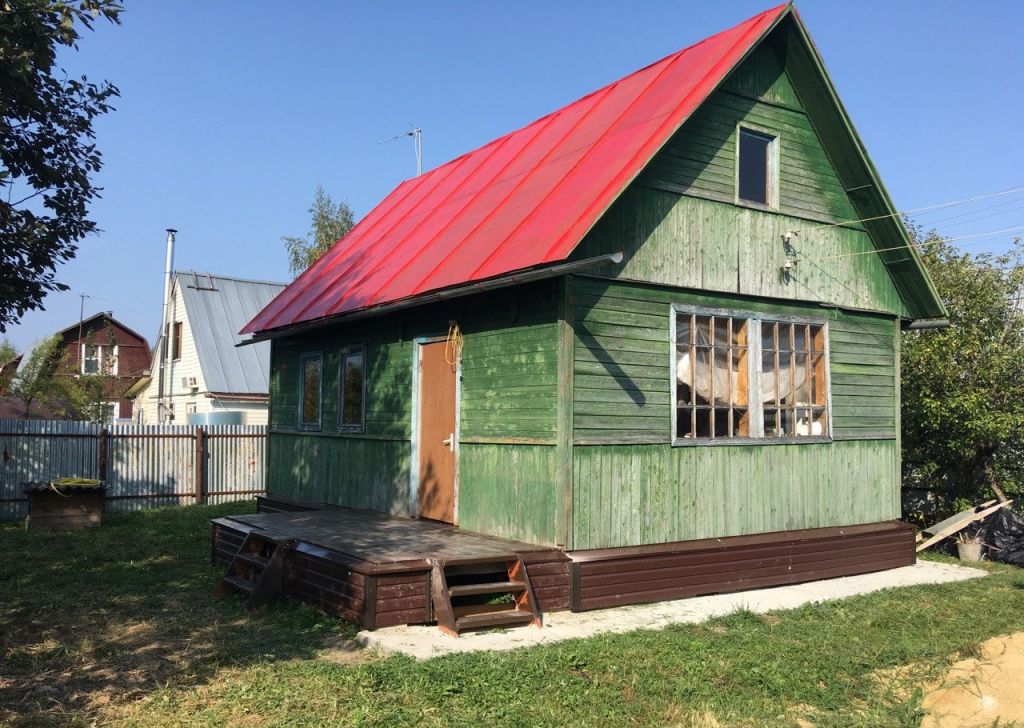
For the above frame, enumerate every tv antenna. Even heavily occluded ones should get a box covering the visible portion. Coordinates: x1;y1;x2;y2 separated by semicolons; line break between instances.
380;125;423;176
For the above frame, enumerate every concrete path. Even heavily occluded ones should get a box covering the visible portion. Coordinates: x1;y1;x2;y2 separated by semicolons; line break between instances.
356;560;985;660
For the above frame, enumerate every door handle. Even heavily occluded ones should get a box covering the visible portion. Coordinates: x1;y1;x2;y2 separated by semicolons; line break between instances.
441;433;454;451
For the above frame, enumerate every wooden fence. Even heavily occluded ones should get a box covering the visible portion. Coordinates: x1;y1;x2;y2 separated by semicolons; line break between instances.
0;420;266;521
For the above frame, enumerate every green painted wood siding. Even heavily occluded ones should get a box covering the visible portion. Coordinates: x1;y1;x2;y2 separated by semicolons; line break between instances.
571;40;909;318
458;443;560;545
642;41;860;224
458;286;560;442
266;282;560;519
572;439;899;549
268;432;411;514
572;276;897;442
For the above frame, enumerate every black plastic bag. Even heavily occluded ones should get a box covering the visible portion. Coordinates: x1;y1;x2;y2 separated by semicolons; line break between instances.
980;508;1024;566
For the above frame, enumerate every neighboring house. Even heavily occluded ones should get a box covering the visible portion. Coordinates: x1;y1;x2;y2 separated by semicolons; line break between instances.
133;271;285;425
2;312;150;420
236;5;946;615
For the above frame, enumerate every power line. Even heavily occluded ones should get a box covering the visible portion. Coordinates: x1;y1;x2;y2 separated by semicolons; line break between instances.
798;223;1024;263
792;183;1024;235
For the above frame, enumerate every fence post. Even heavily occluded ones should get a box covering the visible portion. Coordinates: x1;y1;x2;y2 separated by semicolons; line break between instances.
98;427;108;481
195;427;206;504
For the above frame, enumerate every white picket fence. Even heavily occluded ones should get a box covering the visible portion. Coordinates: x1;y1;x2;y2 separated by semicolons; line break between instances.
0;420;266;521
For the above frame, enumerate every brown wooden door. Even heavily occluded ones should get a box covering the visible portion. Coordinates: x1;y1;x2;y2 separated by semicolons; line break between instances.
417;341;457;523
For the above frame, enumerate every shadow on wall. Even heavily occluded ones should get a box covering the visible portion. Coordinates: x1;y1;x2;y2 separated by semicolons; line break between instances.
279;332;413;516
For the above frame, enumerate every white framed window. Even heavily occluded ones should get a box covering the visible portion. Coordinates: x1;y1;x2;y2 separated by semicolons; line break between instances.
736;126;778;208
81;344;118;375
103;401;120;423
671;305;830;444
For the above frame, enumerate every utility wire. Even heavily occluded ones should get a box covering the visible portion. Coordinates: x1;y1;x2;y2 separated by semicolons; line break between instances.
792;183;1024;235
798;223;1024;263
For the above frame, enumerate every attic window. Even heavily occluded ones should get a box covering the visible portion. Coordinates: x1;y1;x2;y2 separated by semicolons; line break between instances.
672;307;830;444
737;127;776;206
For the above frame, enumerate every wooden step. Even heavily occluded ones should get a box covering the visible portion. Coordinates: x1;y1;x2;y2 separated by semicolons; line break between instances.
222;574;256;595
236;552;269;568
449;580;526;598
455;609;536;632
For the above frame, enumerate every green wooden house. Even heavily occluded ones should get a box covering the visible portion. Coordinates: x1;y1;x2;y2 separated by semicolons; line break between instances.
218;3;946;628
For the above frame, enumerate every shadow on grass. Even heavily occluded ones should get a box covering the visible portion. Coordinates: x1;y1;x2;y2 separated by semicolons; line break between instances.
0;500;354;727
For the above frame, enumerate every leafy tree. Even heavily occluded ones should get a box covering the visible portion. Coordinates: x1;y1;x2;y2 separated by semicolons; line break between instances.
0;1;122;332
0;338;15;364
901;233;1024;508
5;333;65;415
0;337;17;392
282;185;355;276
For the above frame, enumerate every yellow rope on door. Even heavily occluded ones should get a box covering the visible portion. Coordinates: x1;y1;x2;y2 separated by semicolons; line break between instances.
445;320;463;370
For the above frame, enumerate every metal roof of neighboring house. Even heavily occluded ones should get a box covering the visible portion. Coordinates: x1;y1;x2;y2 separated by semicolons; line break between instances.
243;4;790;335
176;271;285;394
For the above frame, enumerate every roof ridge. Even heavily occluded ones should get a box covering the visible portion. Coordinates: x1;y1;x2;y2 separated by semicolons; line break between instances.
175;270;286;287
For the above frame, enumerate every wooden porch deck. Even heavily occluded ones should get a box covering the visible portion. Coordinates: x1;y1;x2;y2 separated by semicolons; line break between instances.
210;503;571;629
221;508;558;569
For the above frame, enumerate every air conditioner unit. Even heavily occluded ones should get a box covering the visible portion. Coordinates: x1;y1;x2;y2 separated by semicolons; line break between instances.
180;376;198;389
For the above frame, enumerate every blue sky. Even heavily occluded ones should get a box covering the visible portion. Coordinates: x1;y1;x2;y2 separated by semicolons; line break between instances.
5;0;1023;350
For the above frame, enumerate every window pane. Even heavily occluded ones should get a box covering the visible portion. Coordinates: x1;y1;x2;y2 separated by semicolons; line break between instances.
83;345;100;374
301;356;321;426
676;311;750;440
739;129;771;204
677;316;691;346
341;351;365;428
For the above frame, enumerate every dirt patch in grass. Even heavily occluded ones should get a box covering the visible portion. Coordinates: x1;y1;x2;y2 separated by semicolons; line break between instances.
921;631;1024;727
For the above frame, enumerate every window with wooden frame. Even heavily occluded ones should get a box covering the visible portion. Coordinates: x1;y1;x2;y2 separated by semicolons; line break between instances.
338;345;366;433
172;322;183;360
737;127;777;207
672;307;830;443
298;352;323;430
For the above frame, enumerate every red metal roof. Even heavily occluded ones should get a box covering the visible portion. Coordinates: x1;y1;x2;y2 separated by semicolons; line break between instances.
243;4;789;335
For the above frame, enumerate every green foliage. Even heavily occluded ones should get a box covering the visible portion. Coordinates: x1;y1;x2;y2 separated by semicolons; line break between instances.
5;333;65;414
0;338;15;366
282;184;355;276
901;232;1024;503
0;1;122;332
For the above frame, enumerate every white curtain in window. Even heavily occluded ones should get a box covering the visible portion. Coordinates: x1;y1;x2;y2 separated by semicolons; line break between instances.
676;350;795;404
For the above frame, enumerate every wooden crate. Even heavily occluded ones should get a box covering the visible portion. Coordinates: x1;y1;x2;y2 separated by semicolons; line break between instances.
26;486;105;531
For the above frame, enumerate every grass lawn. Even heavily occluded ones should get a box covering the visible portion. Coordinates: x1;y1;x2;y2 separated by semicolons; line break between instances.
2;503;1024;727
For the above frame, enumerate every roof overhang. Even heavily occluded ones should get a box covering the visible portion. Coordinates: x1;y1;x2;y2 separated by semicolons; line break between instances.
238;251;623;346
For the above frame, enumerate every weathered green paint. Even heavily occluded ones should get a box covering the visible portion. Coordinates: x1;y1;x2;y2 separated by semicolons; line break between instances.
572;42;911;317
268;432;411;514
767;16;945;320
572;276;897;442
458;443;560;546
572;439;900;549
266;282;560;516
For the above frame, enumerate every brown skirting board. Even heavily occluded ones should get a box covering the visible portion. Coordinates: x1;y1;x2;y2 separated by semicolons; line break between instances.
567;520;916;612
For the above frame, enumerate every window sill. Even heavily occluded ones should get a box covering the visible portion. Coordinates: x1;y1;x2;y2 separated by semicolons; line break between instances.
734;198;779;213
671;435;833;447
